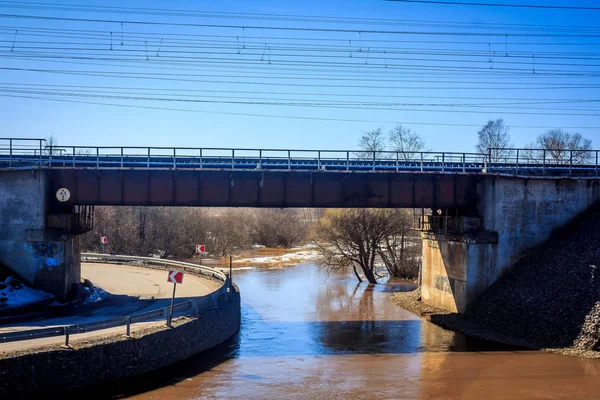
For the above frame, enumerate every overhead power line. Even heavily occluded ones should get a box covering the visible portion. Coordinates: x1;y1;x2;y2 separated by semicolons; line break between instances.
1;1;599;31
2;13;600;37
4;93;600;130
4;66;600;90
386;0;600;11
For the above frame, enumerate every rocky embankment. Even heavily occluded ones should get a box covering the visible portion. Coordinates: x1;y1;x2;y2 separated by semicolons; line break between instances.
391;202;600;357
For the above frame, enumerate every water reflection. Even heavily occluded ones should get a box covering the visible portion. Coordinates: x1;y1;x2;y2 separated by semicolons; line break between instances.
74;263;600;400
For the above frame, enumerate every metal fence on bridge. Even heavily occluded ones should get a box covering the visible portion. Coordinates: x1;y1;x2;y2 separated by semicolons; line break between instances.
1;138;600;177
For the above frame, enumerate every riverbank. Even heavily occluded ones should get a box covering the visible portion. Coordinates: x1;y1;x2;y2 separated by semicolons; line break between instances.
389;288;600;359
209;246;320;268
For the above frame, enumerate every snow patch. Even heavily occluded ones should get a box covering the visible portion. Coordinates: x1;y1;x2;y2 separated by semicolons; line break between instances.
0;277;54;309
236;250;320;264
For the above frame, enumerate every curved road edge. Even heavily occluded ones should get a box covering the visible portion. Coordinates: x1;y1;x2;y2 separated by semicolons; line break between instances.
0;259;241;396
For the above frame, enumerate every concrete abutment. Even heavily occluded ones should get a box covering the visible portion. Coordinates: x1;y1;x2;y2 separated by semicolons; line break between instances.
0;170;83;300
421;175;600;313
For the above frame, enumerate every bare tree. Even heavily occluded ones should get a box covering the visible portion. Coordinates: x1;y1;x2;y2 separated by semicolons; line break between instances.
388;124;428;160
534;129;592;164
476;119;513;162
356;127;387;159
44;136;63;156
377;210;421;279
314;209;410;284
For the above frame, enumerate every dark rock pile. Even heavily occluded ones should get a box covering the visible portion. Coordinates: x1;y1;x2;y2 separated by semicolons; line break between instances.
468;203;600;350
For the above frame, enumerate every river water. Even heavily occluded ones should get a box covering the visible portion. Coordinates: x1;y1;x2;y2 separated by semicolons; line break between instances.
101;263;600;400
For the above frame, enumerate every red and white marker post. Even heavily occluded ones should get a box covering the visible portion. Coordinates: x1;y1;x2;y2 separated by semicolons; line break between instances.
100;236;108;253
167;270;183;327
195;244;206;264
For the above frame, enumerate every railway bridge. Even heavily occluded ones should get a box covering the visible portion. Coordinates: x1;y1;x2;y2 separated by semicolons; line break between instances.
2;138;600;312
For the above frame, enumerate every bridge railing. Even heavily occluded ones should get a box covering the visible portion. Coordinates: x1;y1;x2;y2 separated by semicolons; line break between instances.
487;147;600;176
0;139;488;173
0;138;46;167
0;254;230;345
4;139;600;176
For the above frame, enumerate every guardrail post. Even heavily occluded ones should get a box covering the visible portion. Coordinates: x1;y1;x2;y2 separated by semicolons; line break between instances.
396;152;399;172
9;139;12;167
126;316;131;337
441;153;445;172
346;151;349;171
462;153;466;172
420;152;423;172
49;145;53;167
120;147;124;168
288;150;291;170
199;148;203;168
515;149;519;175
231;149;235;170
372;151;376;171
259;149;262;169
96;147;100;168
569;150;573;176
543;149;546;176
147;148;150;168
173;148;176;169
64;326;70;346
596;151;598;176
72;147;76;167
39;140;43;167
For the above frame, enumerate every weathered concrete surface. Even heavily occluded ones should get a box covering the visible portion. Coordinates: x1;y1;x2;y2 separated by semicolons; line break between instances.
0;170;81;300
421;232;497;313
478;176;600;287
0;292;240;396
422;175;600;313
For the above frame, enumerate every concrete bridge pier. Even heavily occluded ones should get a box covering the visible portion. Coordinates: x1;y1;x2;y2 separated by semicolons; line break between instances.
420;176;600;313
0;170;89;300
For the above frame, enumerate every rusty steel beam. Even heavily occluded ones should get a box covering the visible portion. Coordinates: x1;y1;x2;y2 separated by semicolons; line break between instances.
46;169;479;210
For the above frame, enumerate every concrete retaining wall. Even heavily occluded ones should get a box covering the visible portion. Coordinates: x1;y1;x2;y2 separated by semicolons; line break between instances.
421;175;600;313
0;291;240;395
478;176;600;282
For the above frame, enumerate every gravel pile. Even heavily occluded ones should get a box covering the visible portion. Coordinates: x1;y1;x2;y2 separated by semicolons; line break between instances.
468;203;600;351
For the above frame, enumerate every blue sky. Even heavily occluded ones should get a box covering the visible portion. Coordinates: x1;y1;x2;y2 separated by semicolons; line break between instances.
1;0;599;152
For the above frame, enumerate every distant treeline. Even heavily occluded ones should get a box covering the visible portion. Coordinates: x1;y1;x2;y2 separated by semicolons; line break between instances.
82;207;320;257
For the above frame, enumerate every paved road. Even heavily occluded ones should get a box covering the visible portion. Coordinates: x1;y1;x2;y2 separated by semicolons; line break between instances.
0;263;221;350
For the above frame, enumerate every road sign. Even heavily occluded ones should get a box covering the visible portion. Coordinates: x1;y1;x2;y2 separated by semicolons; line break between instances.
168;270;183;284
56;188;70;202
167;270;183;328
100;236;107;244
195;244;205;254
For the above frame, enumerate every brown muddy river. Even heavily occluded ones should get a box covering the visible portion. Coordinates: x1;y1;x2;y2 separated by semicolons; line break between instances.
90;263;600;400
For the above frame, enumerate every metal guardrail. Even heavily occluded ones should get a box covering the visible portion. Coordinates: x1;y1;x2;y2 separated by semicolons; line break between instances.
81;253;228;281
0;254;230;345
417;215;483;234
487;147;600;177
0;138;487;173
2;138;599;177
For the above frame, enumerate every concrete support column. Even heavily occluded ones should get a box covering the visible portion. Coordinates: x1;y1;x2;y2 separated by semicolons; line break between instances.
0;170;82;301
420;231;498;313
